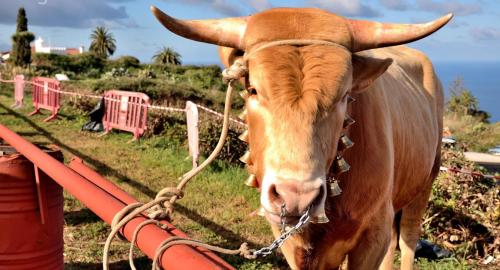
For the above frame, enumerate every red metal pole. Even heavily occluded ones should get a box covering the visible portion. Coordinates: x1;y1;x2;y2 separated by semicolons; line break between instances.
0;124;234;270
67;157;233;266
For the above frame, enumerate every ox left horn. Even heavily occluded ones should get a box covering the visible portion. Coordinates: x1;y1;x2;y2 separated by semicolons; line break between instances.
150;5;248;49
347;13;453;52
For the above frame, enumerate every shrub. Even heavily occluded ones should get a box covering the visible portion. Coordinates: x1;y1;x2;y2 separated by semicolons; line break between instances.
423;149;499;263
198;114;247;164
70;53;104;73
106;55;140;70
446;77;490;123
31;52;104;77
144;111;187;145
32;53;72;70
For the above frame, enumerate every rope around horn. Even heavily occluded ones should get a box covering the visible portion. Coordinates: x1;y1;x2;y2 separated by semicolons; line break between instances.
102;59;253;270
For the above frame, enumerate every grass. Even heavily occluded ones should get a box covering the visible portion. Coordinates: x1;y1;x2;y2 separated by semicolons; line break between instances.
0;90;477;269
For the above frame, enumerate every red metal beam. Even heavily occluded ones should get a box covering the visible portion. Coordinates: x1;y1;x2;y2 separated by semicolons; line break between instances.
67;157;233;266
0;124;234;270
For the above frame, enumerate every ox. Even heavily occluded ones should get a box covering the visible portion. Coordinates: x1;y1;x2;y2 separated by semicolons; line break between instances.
151;6;451;270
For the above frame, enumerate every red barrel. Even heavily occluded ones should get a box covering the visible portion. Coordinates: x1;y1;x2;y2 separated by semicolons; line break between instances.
0;145;64;270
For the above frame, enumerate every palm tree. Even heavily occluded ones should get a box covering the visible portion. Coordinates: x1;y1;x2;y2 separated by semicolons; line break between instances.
152;46;182;66
89;26;116;59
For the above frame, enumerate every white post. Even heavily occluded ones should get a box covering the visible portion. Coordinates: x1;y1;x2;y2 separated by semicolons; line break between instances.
185;101;199;168
12;75;25;108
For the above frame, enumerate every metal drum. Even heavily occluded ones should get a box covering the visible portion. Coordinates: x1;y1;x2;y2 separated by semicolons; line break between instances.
0;145;64;270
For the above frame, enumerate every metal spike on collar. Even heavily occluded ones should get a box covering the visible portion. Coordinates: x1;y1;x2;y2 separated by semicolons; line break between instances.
335;156;350;174
239;151;251;164
310;213;329;224
329;179;342;197
245;174;258;187
238;130;249;142
338;134;354;151
239;90;249;99
343;114;355;128
238;110;247;121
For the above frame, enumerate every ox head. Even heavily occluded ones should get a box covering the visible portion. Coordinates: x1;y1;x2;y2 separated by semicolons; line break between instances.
151;6;451;224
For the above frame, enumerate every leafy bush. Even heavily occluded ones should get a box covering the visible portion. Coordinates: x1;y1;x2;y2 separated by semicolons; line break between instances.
70;53;104;73
64;75;244;111
144;111;187;145
106;55;140;70
198;114;247;164
423;149;499;265
446;77;490;123
31;52;104;78
444;114;500;152
102;68;131;79
142;110;247;164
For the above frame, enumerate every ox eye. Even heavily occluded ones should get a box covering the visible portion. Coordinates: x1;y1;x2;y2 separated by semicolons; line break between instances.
247;87;258;96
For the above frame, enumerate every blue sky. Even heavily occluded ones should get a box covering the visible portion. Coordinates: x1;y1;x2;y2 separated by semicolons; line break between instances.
0;0;499;64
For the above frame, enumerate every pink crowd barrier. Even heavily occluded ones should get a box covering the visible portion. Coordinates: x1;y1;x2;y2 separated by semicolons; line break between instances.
10;75;25;109
28;77;61;122
102;90;150;140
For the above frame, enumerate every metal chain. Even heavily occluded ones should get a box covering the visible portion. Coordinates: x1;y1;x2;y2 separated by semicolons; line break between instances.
252;207;311;258
280;204;287;234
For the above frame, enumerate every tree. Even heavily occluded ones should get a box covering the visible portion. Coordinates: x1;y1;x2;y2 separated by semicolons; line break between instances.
152;46;182;66
446;76;490;122
447;77;478;115
89;26;116;59
11;7;35;67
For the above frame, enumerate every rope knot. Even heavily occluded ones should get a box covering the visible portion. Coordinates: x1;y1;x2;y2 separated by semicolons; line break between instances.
156;187;183;200
238;242;257;260
222;58;248;83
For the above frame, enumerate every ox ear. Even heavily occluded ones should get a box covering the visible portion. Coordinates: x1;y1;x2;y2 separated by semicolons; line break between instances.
218;46;244;68
351;54;393;92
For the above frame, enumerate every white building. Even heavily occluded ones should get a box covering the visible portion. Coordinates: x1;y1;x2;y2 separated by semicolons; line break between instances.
33;37;84;55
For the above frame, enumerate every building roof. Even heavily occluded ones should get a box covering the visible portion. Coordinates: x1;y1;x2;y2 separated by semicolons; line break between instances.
65;48;81;55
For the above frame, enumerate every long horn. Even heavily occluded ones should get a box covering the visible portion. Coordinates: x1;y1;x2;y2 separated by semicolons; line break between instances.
150;5;247;49
347;13;453;52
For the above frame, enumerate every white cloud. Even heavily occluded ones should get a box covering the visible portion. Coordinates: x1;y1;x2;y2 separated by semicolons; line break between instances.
379;0;409;11
307;0;381;17
469;27;500;40
164;0;244;16
416;0;482;16
0;0;137;28
247;0;272;12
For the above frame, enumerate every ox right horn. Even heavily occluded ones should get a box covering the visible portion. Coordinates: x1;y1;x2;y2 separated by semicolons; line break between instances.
347;13;453;52
150;6;248;49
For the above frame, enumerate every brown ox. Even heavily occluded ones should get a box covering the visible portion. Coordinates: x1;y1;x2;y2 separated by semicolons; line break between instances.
151;6;451;270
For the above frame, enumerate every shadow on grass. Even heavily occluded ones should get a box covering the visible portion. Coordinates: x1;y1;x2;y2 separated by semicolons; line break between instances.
426;201;494;258
0;102;157;198
65;208;102;226
65;257;150;270
0;103;276;264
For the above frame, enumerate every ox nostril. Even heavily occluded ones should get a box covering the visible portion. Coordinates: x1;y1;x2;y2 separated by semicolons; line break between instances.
268;184;284;207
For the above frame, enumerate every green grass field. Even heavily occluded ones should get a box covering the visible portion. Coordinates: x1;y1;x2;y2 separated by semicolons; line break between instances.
0;90;475;269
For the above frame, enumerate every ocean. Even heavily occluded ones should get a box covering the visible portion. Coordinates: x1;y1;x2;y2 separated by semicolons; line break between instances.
433;61;500;123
